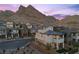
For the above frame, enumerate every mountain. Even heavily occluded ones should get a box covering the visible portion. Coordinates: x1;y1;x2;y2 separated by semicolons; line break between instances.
53;14;68;20
56;15;79;29
7;5;57;26
16;5;46;19
0;10;14;20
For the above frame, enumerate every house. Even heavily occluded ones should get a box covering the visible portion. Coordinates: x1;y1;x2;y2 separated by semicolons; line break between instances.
7;28;19;39
63;28;79;43
38;26;54;33
53;26;66;32
6;21;14;29
70;28;79;42
10;28;19;39
6;23;29;39
71;32;79;42
18;24;29;37
35;30;64;50
43;26;54;31
26;23;32;29
14;23;20;29
60;27;79;44
0;20;7;39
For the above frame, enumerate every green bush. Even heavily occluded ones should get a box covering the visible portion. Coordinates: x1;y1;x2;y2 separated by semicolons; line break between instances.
68;48;78;54
56;48;67;53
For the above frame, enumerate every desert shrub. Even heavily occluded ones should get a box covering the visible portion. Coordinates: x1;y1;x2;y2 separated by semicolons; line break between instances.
56;48;68;53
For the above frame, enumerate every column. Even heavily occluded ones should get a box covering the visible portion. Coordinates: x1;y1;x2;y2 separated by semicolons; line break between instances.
56;43;59;50
63;35;64;48
56;36;59;50
18;33;19;37
5;35;7;39
11;34;13;39
63;43;64;48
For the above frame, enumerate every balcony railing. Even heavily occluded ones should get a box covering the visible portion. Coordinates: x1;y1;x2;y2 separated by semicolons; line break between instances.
48;38;64;43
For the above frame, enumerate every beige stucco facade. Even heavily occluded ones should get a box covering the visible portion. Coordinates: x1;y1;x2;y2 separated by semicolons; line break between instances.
35;32;64;50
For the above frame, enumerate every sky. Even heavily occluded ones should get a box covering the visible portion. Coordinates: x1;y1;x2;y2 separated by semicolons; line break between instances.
0;4;79;16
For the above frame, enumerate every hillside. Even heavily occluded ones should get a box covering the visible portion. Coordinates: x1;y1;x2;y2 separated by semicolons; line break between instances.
56;15;79;29
7;5;57;26
0;10;14;20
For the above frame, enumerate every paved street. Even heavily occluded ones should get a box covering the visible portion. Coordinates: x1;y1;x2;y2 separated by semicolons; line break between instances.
0;37;42;54
0;42;42;54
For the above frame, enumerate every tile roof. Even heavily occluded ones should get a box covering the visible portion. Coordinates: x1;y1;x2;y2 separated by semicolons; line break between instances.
45;30;64;35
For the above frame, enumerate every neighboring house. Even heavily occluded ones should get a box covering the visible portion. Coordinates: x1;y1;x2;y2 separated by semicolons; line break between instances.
26;23;32;29
0;20;7;39
35;30;64;50
14;23;20;29
7;28;19;39
10;28;19;39
64;28;79;43
70;30;79;42
38;26;54;33
30;27;38;37
19;24;29;37
44;26;54;31
53;26;66;32
6;23;29;38
6;21;14;29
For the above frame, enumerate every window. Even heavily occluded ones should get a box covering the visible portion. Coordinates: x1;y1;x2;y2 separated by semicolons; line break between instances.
78;39;79;42
60;35;63;38
73;33;76;36
53;37;56;39
53;35;56;39
73;39;76;42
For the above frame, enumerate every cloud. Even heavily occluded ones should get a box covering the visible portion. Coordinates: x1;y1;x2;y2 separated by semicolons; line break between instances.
0;4;20;11
45;4;79;15
0;4;79;16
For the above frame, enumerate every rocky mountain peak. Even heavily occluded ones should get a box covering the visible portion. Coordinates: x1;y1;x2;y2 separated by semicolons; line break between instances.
26;5;34;9
19;5;26;10
16;5;45;18
7;5;57;26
